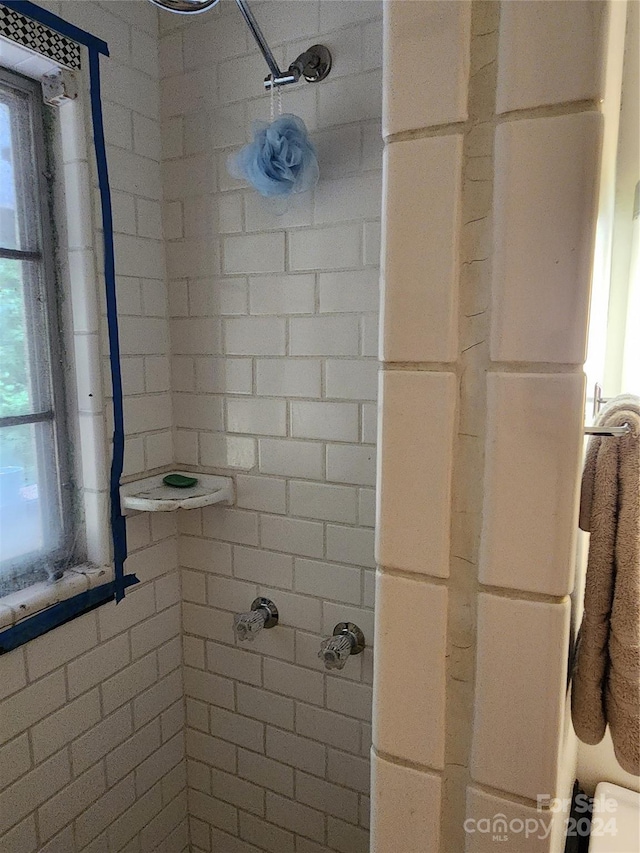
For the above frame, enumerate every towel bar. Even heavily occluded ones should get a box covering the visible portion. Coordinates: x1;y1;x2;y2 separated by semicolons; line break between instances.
584;424;632;437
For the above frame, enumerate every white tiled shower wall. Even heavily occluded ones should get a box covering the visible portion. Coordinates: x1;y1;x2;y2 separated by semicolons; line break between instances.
159;2;382;850
0;3;186;852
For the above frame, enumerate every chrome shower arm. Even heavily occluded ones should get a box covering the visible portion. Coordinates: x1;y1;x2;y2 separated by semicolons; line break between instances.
235;0;283;81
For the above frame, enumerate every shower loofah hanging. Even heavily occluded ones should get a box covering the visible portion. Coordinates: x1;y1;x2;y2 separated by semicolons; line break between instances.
228;113;319;199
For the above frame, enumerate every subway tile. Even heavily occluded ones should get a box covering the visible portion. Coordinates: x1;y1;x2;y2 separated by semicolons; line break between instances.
186;728;236;774
200;507;259;546
31;689;101;763
71;706;132;775
236;683;294;730
0;751;71;837
174;393;224;431
491;113;601;363
266;792;324;842
101;653;158;715
171;318;222;355
25;612;98;680
318;70;383;128
480;373;585;595
207;574;258;613
190;790;237;835
358;489;376;528
189;277;247;317
471;594;570;800
0;733;31;792
180;536;232;574
210;706;264;752
319;269;379;314
256;359;322;398
327;816;370;853
260;515;324;559
225;317;287;356
290;315;360;357
290;482;358;524
377;371;456;577
209;766;264;816
314;172;382;225
382;134;462;362
361;314;378;357
106;721;161;787
0;671;65;743
224;233;285;274
496;1;605;113
75;775;136;849
135;734;184;796
327;749;370;795
370;752;441;853
383;0;470;134
206;641;262;686
297;771;359;824
291;401;359;442
238;749;294;798
248;274;315;315
39;764;106;843
374;574;446;768
325;360;378;401
363;403;378;444
289;224;361;272
200;433;257;470
234;546;294;589
0;816;37;853
326;677;372;723
236;475;287;514
259;439;324;480
228;398;287;436
326;444;376;487
296;703;361;754
195;357;253;394
239;812;295;853
263;659;324;706
326;525;375;569
134;670;184;729
183;603;235;644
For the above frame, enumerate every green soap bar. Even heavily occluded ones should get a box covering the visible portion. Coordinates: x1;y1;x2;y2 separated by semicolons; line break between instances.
163;474;198;489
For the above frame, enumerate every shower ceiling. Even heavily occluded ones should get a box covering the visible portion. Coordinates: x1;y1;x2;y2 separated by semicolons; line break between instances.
148;0;332;89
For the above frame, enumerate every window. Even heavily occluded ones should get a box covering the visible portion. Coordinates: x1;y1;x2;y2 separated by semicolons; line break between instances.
0;67;72;596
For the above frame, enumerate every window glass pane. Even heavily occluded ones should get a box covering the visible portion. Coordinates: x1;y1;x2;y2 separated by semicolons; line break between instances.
0;83;41;253
0;421;62;579
0;257;53;418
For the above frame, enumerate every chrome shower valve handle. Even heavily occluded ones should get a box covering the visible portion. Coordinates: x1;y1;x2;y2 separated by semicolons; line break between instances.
318;622;365;671
234;597;278;642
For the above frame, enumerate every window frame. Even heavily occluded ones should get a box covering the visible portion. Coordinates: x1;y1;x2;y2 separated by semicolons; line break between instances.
0;65;75;591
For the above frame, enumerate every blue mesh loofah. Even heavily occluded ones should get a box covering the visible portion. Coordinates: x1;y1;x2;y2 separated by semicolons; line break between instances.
228;114;319;199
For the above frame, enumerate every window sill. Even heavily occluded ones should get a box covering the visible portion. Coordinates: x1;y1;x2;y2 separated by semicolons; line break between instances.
0;564;112;632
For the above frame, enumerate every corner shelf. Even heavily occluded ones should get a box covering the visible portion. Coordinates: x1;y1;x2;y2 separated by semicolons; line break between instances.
120;472;234;513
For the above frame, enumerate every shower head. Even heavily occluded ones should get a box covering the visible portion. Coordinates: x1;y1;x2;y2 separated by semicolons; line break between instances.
148;0;219;14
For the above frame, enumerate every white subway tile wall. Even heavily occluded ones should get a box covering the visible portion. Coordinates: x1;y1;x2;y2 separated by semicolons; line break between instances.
161;1;381;850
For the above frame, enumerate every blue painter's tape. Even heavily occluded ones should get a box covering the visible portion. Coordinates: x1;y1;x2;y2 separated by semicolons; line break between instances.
1;2;137;602
87;47;132;602
1;1;109;54
0;576;138;654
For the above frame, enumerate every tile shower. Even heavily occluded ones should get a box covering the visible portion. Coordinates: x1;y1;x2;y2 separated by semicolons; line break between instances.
160;3;381;850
